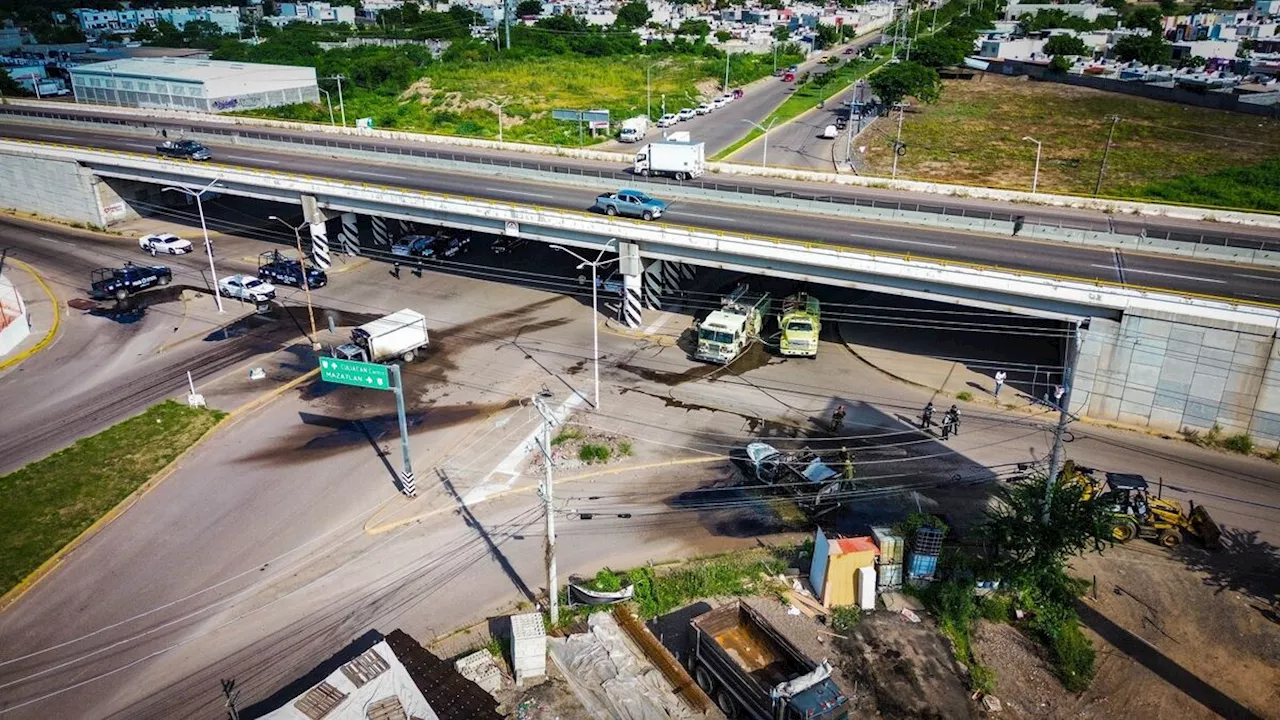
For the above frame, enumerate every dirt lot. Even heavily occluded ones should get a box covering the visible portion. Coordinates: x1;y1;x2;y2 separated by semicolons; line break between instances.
970;543;1280;720
858;74;1280;199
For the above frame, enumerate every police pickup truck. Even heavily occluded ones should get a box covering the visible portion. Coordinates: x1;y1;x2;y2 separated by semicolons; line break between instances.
155;139;212;160
257;250;327;289
89;262;173;301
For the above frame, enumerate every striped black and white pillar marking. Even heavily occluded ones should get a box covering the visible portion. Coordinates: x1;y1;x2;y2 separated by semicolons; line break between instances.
642;260;664;310
398;219;413;234
400;470;417;497
370;216;389;246
677;262;697;282
663;261;683;296
338;212;359;256
308;221;331;270
621;271;643;329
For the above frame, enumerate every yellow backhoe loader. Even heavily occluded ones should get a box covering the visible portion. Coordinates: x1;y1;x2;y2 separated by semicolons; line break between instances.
1060;461;1220;549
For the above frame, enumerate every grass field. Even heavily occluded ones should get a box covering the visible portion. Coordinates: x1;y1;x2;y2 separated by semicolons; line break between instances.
0;400;225;595
858;75;1280;210
254;53;796;146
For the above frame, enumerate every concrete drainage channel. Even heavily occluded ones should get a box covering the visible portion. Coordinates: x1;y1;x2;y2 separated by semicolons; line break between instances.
5;114;1280;270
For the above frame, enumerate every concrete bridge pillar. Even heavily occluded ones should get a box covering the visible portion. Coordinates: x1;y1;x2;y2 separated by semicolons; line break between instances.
300;194;333;270
642;259;698;311
370;216;389;248
618;241;643;328
337;212;359;256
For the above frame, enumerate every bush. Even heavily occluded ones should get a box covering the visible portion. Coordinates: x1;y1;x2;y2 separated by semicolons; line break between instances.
1027;597;1096;691
1223;433;1254;454
970;663;997;694
955;391;973;401
551;428;582;446
579;443;611;463
979;593;1013;623
831;606;861;632
617;440;633;456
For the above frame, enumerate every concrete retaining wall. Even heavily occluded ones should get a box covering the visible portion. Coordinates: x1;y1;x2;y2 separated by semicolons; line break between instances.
0;151;103;226
1075;310;1280;444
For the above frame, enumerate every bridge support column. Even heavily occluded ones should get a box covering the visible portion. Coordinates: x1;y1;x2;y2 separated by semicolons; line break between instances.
301;194;333;271
643;259;698;311
618;241;643;329
370;216;389;248
337;212;359;256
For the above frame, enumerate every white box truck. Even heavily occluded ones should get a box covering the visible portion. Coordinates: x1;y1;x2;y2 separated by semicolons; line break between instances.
633;133;705;180
335;308;429;363
619;115;648;143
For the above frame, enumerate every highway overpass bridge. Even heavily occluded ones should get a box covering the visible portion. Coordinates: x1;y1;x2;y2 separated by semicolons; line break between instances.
0;133;1277;445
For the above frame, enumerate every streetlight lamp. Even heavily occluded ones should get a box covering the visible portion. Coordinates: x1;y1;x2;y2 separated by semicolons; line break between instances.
1023;135;1042;193
162;178;224;313
740;117;778;168
269;215;322;351
324;75;346;127
550;239;618;410
486;96;511;143
318;87;335;126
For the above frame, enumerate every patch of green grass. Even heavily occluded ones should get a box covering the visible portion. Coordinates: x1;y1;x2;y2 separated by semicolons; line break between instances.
617;440;633;457
955;391;973;401
484;634;503;660
551;428;582;446
579;443;611;463
1222;433;1255;455
0;400;226;595
860;74;1280;210
979;593;1013;623
831;605;862;632
969;663;997;695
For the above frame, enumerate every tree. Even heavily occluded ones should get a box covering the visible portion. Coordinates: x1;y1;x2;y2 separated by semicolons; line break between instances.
1044;34;1088;57
1178;54;1206;68
715;29;731;43
676;19;710;39
1101;0;1127;8
1124;6;1163;33
1113;33;1172;65
615;0;651;29
912;35;968;68
771;25;790;42
1157;0;1177;11
814;22;840;50
1049;54;1072;73
515;0;542;17
182;19;225;50
0;70;30;97
869;60;942;106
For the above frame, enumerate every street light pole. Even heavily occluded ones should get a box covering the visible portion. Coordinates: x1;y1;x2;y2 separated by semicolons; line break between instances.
486;96;511;143
318;87;335;126
741;117;778;168
1023;136;1042;193
1094;115;1120;196
891;104;905;180
325;75;347;127
646;63;653;119
550;240;618;410
269;215;321;350
724;51;731;92
162;178;223;313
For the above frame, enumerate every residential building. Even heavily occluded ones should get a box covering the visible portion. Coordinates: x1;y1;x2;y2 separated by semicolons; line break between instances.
68;57;318;112
1004;1;1117;22
69;6;242;37
272;2;357;25
980;36;1047;59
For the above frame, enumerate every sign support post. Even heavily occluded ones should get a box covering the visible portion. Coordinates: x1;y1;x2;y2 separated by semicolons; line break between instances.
318;356;415;496
390;364;416;496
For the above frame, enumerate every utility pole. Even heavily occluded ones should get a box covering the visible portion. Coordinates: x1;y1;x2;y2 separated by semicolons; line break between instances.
486;96;511;143
550;241;618;409
318;88;335;126
162;178;224;313
1094;115;1120;196
504;0;512;50
891;104;906;179
1042;321;1083;524
391;364;416;497
1023;135;1042;193
723;50;731;92
325;75;347;127
532;392;559;625
269;215;321;350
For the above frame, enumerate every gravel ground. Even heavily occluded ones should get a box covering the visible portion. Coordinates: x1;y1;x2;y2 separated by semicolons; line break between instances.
971;620;1066;718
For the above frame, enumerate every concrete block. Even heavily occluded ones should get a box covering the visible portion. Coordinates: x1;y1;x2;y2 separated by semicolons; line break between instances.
1131;347;1167;370
1094;395;1123;421
1158;356;1197;385
1168;324;1205;346
1149;406;1185;431
1184;400;1221;425
1128;362;1161;392
1202;327;1240;353
1117;405;1152;427
1189;372;1227;401
1121;386;1155;409
1235;337;1272;361
1248;411;1280;442
1134;316;1174;339
1198;346;1235;373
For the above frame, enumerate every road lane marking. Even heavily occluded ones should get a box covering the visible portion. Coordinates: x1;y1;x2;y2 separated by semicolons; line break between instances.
462;394;586;506
1237;293;1274;300
37;134;78;140
678;213;738;223
1235;273;1278;281
850;232;956;249
225;155;279;165
348;169;404;179
1088;264;1225;284
484;187;552;200
1112;249;1127;285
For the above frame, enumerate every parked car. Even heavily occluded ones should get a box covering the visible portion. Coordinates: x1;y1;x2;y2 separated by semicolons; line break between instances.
139;233;193;255
390;233;438;259
491;236;527;254
711;97;728;110
580;270;623;294
657;113;679;128
732;88;745;99
437;233;471;258
696;103;713;115
88;262;172;301
678;107;696;121
721;93;735;105
594;189;668;221
822;124;839;139
218;274;276;303
155;139;211;160
257;250;327;289
843;47;856;55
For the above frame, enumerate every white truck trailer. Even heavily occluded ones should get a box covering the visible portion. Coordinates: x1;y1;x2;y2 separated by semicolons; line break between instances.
335;308;429;363
619;115;649;143
633;131;705;180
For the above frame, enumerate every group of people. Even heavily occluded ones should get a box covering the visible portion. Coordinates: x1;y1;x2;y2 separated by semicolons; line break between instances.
921;402;962;439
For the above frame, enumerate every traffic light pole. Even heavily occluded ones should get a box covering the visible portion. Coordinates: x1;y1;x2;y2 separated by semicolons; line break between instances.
390;364;416;497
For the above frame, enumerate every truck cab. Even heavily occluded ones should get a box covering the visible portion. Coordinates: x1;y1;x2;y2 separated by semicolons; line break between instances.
695;311;748;364
779;294;821;357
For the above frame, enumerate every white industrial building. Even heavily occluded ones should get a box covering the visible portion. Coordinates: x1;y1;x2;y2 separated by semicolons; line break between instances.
68;57;319;112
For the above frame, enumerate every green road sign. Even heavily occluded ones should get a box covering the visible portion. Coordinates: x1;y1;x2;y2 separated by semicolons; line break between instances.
319;356;391;390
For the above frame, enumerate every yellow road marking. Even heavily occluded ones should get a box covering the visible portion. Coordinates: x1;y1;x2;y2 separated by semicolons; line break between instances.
0;259;61;373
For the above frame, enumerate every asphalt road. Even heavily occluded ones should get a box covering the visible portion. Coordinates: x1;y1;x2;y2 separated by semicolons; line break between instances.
6;122;1278;306
729;71;868;171
3;105;1278;253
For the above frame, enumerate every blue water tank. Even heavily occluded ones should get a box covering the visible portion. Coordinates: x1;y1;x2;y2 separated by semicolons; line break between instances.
906;552;938;579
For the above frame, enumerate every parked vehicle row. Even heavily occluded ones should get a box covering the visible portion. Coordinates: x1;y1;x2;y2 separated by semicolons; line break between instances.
391;230;471;260
656;89;743;128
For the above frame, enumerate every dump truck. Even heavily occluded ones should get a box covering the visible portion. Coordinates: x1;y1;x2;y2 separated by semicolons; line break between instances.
689;600;850;720
633;131;705;180
778;293;821;358
694;284;771;364
334;308;429;363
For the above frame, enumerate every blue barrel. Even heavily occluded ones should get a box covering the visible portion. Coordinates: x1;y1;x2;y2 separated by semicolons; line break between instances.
906;552;938;579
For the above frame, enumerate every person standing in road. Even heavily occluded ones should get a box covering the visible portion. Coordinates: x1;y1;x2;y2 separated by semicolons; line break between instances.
994;370;1007;398
1054;385;1065;408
